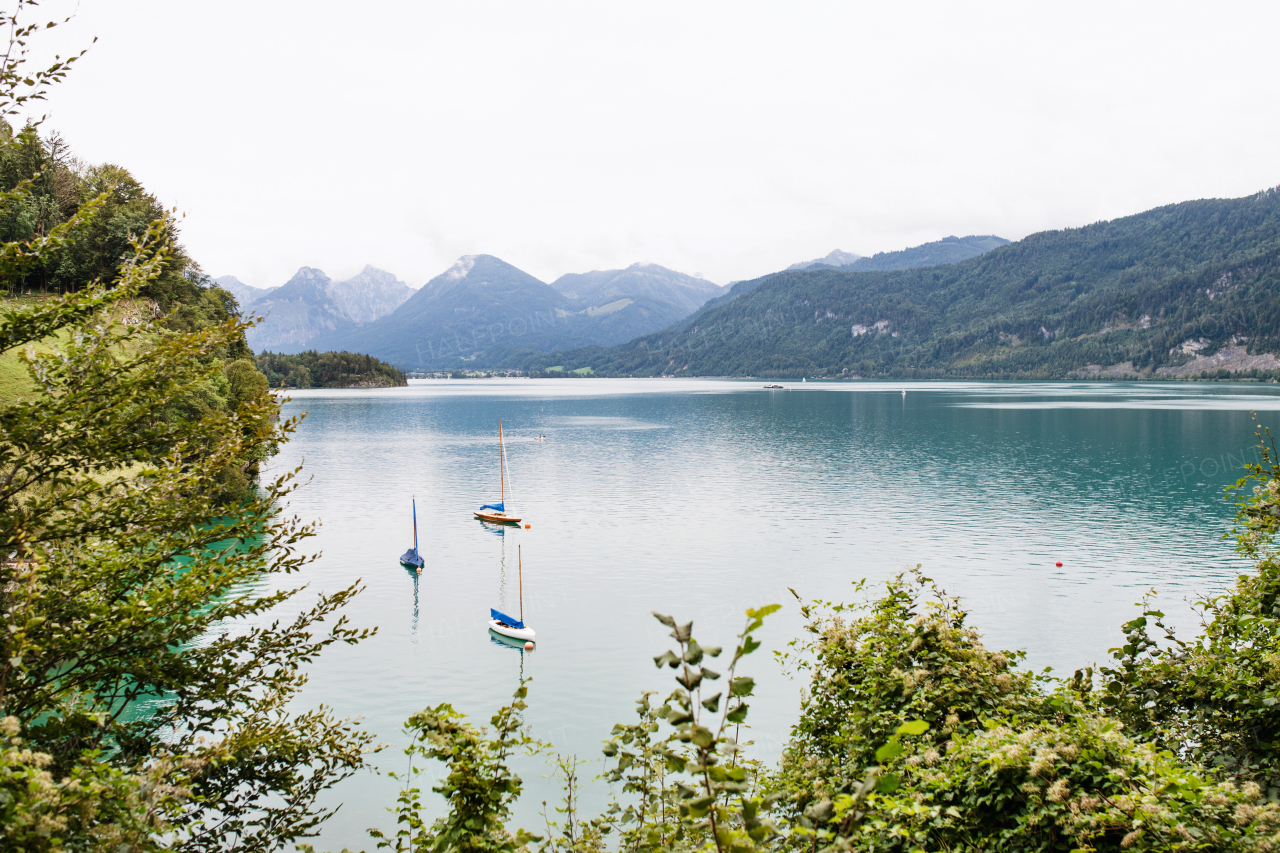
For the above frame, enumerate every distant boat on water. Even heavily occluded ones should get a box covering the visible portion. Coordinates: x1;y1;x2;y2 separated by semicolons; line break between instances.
475;420;522;525
764;384;783;389
400;497;425;571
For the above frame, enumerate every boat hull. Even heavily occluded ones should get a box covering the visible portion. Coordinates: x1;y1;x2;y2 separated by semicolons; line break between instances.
474;510;521;524
488;619;535;642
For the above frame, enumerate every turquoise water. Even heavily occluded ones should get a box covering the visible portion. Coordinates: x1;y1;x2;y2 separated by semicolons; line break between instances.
264;379;1280;849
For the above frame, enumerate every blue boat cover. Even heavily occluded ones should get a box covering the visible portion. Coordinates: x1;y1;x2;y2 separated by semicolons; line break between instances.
479;502;505;512
491;607;524;630
400;547;424;567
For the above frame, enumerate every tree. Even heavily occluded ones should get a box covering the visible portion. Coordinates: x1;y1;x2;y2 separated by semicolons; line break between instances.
0;5;375;849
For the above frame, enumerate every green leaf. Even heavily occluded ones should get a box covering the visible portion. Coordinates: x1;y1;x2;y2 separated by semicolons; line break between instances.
701;693;721;713
875;741;904;763
875;771;901;793
676;670;703;691
730;676;756;697
687;795;715;818
653;650;679;669
896;720;930;736
690;725;715;748
686;641;704;665
652;612;676;628
700;667;721;680
727;703;749;724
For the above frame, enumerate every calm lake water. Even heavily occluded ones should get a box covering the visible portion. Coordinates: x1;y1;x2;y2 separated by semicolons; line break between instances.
263;378;1280;849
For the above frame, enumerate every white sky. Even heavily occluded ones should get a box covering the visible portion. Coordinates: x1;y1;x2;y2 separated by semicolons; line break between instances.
25;0;1280;288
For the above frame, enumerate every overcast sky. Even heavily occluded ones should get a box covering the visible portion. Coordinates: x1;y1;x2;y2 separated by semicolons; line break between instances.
25;0;1280;288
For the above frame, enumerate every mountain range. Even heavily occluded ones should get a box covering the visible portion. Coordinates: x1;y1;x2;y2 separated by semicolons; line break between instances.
225;266;414;352
309;257;727;368
517;186;1280;379
223;233;1020;365
214;275;278;306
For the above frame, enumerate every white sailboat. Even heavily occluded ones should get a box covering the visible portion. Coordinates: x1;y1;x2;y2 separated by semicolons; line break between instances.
488;544;535;643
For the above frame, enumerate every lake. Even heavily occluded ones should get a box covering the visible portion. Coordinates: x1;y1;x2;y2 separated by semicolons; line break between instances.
264;378;1280;849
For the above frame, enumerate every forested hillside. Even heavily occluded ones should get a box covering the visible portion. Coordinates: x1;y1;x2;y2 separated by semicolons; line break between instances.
256;349;407;388
0;120;274;495
833;234;1010;272
521;187;1280;378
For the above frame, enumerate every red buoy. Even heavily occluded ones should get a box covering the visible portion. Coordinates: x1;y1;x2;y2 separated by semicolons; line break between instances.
1055;561;1063;567
525;523;531;529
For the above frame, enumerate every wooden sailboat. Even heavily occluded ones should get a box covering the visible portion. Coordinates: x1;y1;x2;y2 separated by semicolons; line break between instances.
400;497;425;570
474;420;522;524
489;544;535;642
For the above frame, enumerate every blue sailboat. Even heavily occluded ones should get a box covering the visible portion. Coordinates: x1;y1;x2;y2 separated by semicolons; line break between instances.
400;497;425;571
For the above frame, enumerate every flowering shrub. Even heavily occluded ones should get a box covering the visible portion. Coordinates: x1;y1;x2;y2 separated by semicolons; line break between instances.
772;570;1056;813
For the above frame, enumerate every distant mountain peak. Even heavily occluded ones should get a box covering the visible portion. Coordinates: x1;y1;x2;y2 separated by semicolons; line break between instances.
213;275;277;307
289;266;330;282
446;256;478;280
785;237;1009;274
241;263;414;352
787;249;864;271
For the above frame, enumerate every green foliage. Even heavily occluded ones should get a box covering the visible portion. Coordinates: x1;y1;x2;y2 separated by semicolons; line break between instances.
0;714;176;853
567;606;783;853
256;349;408;388
774;571;1053;811
0;9;375;848
0;234;377;850
850;717;1280;852
370;683;542;853
769;567;1280;851
1096;425;1280;795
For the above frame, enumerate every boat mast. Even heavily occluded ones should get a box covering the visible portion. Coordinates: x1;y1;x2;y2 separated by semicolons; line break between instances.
518;544;523;623
499;420;506;507
412;497;418;552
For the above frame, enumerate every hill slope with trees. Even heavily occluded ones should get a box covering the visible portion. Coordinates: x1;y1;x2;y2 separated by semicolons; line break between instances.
255;349;407;388
520;187;1280;378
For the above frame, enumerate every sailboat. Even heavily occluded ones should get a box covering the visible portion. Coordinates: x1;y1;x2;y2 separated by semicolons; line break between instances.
399;497;425;570
474;420;522;524
489;544;535;643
